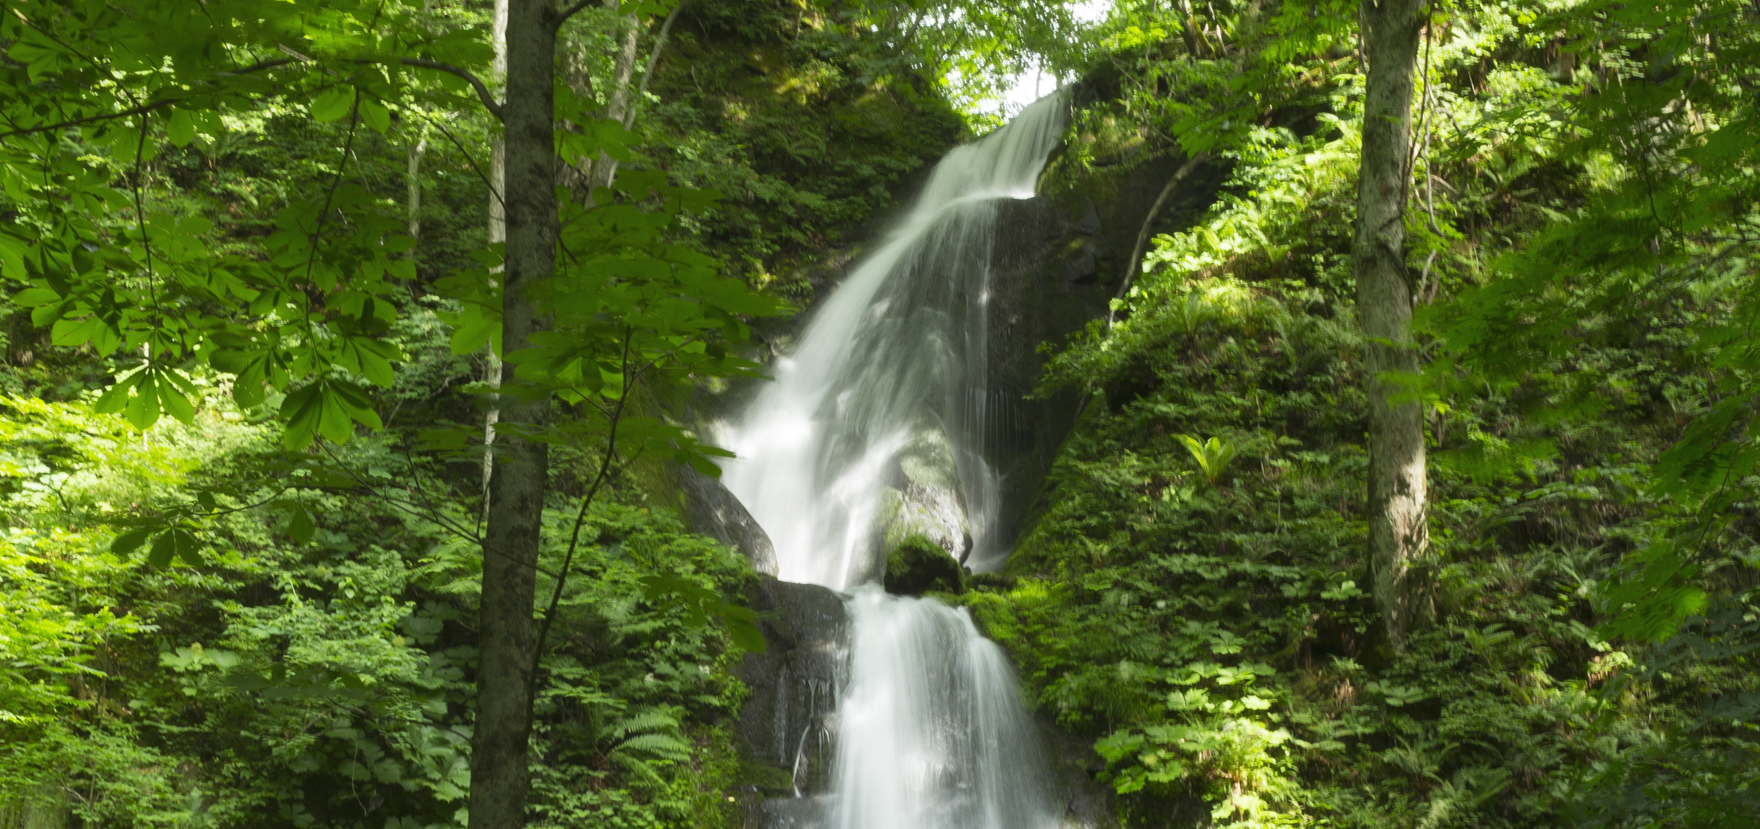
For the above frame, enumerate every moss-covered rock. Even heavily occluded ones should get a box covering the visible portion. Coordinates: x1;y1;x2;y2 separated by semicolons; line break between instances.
882;534;965;596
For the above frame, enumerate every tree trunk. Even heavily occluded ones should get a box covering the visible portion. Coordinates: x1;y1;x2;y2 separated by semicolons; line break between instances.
1177;0;1207;58
405;134;426;257
621;2;682;132
1354;0;1428;651
583;17;640;196
587;6;681;191
466;1;555;829
482;0;508;519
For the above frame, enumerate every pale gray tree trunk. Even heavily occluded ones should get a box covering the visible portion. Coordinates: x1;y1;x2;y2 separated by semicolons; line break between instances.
405;134;427;257
577;2;681;195
466;0;555;827
482;0;508;519
581;16;639;196
1354;0;1429;650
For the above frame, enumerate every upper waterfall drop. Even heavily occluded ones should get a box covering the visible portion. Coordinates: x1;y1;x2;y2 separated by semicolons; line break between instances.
720;93;1071;590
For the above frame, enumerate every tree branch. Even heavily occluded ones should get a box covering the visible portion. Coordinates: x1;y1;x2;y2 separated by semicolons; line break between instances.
556;0;600;26
1110;152;1208;327
398;58;504;120
0;59;297;140
527;328;636;700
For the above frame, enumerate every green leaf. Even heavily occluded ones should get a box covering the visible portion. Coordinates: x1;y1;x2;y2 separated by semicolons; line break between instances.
725;611;767;654
288;507;315;544
166;108;196;147
311;87;356;123
145;529;202;568
125;372;161;430
358;97;391;134
157;373;196;424
280;382;325;449
93;370;143;414
110;528;153;556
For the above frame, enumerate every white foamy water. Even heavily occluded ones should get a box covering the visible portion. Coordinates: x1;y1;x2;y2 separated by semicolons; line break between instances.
721;93;1068;589
833;586;1057;829
721;93;1071;829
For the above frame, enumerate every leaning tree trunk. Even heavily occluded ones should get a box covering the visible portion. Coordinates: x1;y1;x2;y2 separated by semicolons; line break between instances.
1355;0;1428;651
466;0;556;827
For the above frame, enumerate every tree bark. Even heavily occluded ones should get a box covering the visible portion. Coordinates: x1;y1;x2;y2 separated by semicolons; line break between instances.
621;2;682;132
466;1;555;829
1355;0;1428;651
405;134;426;257
581;16;640;196
482;0;508;520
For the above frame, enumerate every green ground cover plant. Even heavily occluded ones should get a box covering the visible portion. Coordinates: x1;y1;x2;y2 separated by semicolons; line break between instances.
967;1;1760;825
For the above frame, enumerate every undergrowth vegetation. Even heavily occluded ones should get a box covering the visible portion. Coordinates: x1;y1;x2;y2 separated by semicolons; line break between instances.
0;388;755;829
969;1;1760;825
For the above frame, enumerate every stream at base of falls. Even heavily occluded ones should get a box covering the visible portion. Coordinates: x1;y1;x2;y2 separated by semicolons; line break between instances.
720;94;1073;829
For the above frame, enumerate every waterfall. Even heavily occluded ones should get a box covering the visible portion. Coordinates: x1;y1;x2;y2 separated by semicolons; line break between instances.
721;94;1070;829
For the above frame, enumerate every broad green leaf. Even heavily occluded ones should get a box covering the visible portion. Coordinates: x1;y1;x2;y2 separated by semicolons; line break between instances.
157;374;196;424
126;372;161;430
311;87;356;123
358;97;391;134
166;108;196;147
93;370;142;414
110;528;153;556
288;507;315;544
145;529;199;568
280;382;325;449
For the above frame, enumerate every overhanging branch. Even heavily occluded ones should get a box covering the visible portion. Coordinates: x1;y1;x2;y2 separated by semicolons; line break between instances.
556;0;599;25
399;58;504;120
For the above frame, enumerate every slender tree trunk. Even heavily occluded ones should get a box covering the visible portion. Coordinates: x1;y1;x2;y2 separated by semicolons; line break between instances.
405;134;427;258
1355;0;1428;651
569;4;679;199
621;2;682;132
483;0;508;519
583;18;640;196
466;1;556;829
589;4;681;190
1178;0;1207;57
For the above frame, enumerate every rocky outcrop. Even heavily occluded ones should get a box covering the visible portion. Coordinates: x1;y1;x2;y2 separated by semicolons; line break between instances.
977;152;1227;557
734;577;847;805
874;426;973;564
882;535;965;596
1039;711;1121;829
679;463;779;576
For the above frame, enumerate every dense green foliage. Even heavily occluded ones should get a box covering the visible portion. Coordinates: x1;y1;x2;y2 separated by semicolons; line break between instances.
6;0;1759;827
968;0;1760;826
0;391;753;829
0;0;979;826
641;0;969;299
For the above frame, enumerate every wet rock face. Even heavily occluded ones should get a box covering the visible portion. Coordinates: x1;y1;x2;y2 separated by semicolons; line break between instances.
679;463;779;576
979;155;1227;555
735;577;847;801
882;535;965;596
874;427;972;565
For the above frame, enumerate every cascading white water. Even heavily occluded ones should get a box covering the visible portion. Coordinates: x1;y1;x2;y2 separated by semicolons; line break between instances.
833;586;1057;829
721;94;1069;588
720;94;1070;829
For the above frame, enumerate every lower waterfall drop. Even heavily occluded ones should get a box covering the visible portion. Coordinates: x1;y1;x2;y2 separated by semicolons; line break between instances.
834;586;1056;829
722;94;1072;829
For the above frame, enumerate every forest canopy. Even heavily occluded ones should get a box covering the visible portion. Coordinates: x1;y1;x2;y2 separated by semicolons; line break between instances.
2;0;1757;828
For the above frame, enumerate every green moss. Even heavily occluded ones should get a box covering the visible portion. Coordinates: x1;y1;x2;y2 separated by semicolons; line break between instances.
884;534;965;596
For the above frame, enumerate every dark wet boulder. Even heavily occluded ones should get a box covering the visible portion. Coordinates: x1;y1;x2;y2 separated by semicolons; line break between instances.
735;576;847;799
883;535;965;596
678;463;778;576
